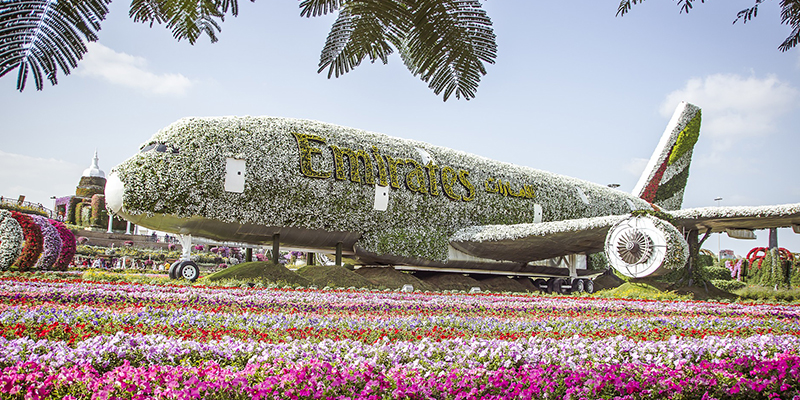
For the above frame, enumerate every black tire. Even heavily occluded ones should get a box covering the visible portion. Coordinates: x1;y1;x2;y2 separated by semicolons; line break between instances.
534;279;547;293
584;279;595;294
552;278;566;295
571;278;585;293
168;261;180;280
545;278;556;294
178;260;200;282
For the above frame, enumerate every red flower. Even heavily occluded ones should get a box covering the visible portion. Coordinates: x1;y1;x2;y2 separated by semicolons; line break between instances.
10;211;43;272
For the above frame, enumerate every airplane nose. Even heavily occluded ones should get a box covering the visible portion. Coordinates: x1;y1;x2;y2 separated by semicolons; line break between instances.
105;171;125;214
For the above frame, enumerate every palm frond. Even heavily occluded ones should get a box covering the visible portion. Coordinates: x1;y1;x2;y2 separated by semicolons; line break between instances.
130;0;166;27
734;0;764;24
676;0;704;14
401;0;496;101
317;0;406;78
132;0;240;44
779;0;800;51
299;0;345;17
616;0;644;17
0;0;110;91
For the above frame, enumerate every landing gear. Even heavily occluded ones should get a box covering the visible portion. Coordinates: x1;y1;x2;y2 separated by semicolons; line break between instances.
571;278;585;293
547;278;567;294
534;279;547;293
178;260;200;282
583;279;595;294
168;261;180;279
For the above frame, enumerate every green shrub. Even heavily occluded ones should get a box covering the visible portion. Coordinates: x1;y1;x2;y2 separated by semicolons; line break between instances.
735;286;800;303
711;279;745;292
592;282;690;301
704;265;733;281
587;252;608;271
697;254;715;268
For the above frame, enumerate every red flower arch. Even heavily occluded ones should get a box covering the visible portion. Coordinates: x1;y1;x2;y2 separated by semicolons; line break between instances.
10;211;43;272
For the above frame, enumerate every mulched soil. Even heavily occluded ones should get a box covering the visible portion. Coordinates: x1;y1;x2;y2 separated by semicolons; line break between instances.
472;275;532;293
354;267;438;292
205;262;312;287
296;264;380;289
415;272;482;292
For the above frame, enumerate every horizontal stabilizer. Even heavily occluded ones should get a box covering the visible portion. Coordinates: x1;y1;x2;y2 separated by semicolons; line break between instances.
450;215;626;263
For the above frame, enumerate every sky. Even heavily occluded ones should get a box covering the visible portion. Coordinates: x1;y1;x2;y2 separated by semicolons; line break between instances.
1;0;799;258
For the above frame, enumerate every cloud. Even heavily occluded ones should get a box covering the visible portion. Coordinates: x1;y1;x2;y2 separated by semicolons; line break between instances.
661;74;798;149
77;43;193;96
0;151;85;208
624;157;648;177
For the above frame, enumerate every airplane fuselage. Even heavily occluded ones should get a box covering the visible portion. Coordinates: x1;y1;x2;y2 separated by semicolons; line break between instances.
106;116;652;269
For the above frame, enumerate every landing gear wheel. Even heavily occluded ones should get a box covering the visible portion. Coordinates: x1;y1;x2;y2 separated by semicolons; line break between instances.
545;278;556;294
168;261;180;280
571;278;585;293
549;278;566;295
178;260;200;282
534;279;547;293
584;279;595;294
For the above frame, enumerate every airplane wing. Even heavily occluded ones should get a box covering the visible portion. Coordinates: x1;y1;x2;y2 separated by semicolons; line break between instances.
449;215;626;263
670;203;800;233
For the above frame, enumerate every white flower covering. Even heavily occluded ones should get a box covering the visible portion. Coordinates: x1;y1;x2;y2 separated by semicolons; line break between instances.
0;210;22;271
651;215;689;270
658;187;685;211
451;215;627;243
636;104;700;197
113;117;657;264
670;203;800;221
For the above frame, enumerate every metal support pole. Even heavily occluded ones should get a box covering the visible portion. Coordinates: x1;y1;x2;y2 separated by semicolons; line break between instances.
107;215;113;233
272;234;280;264
245;248;253;263
308;252;315;266
335;242;343;266
769;228;779;250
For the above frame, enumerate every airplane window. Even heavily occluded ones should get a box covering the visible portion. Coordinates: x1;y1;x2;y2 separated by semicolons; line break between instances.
156;144;167;153
140;144;156;153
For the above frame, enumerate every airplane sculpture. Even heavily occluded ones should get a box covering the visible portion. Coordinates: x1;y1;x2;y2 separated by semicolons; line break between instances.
105;102;800;291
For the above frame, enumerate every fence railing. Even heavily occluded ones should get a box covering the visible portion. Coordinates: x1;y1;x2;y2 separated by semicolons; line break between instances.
0;196;56;219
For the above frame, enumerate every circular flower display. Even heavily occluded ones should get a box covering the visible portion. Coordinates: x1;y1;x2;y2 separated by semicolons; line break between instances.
31;215;62;270
0;210;23;270
10;211;43;271
50;220;76;271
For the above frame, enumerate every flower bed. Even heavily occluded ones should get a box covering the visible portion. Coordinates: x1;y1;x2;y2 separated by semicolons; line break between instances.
0;276;798;399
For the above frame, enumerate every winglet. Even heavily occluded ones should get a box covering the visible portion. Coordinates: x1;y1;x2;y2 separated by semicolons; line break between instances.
632;102;702;210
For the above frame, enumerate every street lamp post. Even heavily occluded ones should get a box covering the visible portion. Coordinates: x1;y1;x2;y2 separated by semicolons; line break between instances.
714;197;723;257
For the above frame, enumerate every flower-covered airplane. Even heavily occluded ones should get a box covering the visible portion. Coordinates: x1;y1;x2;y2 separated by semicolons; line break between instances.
105;102;800;291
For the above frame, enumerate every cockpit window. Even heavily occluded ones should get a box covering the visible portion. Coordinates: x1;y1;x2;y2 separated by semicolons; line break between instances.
140;142;179;154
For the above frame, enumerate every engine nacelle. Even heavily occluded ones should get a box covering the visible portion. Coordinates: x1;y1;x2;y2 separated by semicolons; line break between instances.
604;214;688;278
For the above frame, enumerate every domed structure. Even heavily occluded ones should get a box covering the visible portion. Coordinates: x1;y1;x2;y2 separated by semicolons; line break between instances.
82;150;105;179
76;150;106;199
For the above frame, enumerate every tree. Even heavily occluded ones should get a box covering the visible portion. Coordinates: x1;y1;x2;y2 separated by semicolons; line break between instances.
616;0;800;52
0;0;496;101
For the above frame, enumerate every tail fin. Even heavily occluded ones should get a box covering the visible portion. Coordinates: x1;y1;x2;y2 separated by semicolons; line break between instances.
632;101;702;210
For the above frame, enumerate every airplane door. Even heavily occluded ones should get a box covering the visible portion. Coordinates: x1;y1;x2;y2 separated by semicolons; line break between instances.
225;158;246;193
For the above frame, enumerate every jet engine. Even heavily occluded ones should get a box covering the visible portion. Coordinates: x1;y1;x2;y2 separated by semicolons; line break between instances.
604;214;688;278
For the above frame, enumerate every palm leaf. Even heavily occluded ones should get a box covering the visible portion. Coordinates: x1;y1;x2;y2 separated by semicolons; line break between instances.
0;0;110;91
131;0;241;44
317;0;406;78
299;0;346;17
779;0;800;51
401;0;496;101
306;0;495;101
